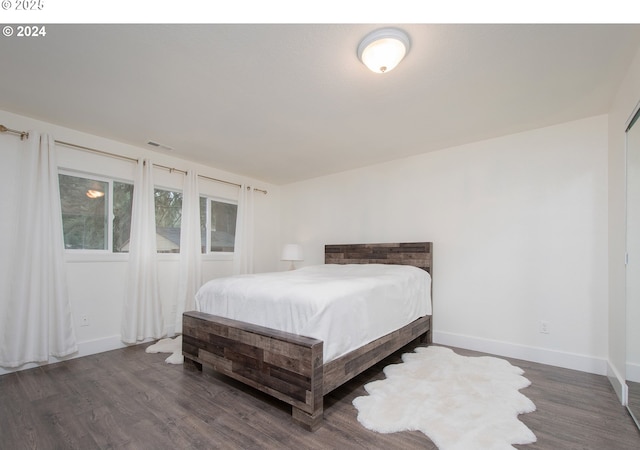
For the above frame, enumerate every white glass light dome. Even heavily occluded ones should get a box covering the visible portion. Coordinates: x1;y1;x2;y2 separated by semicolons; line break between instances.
357;28;411;74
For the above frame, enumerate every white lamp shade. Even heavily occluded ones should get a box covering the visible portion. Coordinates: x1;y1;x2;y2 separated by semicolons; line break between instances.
281;244;304;261
358;28;410;74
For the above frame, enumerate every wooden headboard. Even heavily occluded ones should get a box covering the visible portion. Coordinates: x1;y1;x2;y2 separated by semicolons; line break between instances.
324;242;433;274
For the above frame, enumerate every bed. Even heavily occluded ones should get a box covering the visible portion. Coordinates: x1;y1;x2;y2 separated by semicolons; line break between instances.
182;242;433;430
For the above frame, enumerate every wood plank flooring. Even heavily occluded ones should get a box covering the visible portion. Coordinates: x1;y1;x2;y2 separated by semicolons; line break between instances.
1;343;639;449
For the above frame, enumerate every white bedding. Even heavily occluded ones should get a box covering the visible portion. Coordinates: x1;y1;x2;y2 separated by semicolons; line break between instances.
195;264;432;363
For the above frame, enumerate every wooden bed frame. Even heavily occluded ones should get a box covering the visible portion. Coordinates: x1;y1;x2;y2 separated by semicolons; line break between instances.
182;242;433;431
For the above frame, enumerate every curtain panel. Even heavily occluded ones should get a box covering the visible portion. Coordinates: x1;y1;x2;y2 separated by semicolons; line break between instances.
0;132;77;367
175;169;202;333
233;184;255;275
121;159;164;344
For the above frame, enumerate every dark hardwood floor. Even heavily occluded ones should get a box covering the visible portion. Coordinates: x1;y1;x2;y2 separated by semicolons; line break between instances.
1;342;639;449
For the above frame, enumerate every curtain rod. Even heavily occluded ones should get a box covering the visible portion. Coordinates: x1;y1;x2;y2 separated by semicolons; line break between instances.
0;125;29;140
1;124;267;194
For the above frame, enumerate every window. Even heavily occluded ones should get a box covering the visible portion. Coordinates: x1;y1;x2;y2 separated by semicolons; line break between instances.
200;197;238;253
59;174;108;250
59;174;236;256
58;173;133;252
154;188;183;253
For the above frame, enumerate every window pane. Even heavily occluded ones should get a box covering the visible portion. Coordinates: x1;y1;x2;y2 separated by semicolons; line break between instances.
155;189;182;253
113;182;133;253
59;174;108;250
211;200;237;252
199;196;207;253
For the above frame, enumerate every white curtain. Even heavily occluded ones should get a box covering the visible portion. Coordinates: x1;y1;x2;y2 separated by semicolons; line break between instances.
233;184;255;275
121;159;164;344
0;133;77;367
175;170;201;334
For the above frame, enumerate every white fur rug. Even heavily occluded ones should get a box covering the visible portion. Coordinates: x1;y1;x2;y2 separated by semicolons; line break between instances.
145;335;183;364
352;346;536;449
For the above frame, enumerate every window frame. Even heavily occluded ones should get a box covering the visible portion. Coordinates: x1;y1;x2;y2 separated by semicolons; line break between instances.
200;195;238;260
153;185;184;256
58;169;133;259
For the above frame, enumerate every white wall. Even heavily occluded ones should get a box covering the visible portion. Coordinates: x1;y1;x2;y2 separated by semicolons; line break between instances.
281;115;609;374
607;43;640;401
0;109;281;374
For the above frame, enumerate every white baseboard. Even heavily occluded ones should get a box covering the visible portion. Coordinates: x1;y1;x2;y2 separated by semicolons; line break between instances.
608;360;628;405
433;331;608;375
0;334;157;376
2;329;609;379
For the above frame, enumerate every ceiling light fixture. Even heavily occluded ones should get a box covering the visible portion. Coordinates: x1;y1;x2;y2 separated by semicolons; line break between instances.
357;28;411;74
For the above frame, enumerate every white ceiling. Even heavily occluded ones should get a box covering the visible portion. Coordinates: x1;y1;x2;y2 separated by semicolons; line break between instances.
1;24;640;185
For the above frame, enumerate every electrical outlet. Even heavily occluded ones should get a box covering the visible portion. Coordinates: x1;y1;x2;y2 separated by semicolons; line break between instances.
540;320;550;334
80;315;89;327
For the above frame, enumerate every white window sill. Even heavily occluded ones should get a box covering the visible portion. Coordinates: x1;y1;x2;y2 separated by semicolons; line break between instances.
203;252;234;261
64;252;129;263
64;252;235;263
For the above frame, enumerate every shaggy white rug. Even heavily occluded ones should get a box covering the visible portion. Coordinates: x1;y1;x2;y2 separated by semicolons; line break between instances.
352;346;536;450
145;335;183;364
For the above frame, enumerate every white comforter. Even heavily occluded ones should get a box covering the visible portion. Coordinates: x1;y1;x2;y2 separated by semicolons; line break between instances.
195;264;432;363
